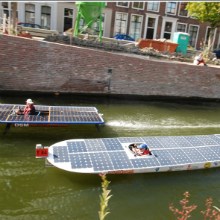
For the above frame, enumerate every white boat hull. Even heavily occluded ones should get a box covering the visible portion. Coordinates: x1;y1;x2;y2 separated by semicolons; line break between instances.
46;134;220;174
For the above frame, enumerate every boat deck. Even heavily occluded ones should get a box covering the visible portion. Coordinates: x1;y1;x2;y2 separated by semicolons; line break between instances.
46;134;220;174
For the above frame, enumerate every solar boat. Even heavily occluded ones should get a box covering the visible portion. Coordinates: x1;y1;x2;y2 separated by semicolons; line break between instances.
0;104;104;132
38;134;220;174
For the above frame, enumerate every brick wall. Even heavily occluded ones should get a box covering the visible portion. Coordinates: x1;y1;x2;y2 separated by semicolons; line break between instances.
1;35;220;99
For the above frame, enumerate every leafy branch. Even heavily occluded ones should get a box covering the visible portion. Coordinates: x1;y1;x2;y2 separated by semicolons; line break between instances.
98;174;112;220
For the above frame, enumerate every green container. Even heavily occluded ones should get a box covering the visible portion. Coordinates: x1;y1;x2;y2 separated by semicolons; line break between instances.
173;32;190;54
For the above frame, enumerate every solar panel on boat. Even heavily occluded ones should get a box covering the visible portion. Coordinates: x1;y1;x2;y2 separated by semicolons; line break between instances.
0;104;104;125
131;157;160;168
47;134;220;174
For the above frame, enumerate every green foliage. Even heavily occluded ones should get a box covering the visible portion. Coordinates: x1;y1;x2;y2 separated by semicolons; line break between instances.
98;174;112;220
186;3;220;28
186;3;220;58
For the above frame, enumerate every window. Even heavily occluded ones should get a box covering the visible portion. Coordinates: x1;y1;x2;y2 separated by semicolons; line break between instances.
176;23;187;32
163;21;172;39
179;3;188;17
132;2;145;10
189;25;199;48
205;27;212;46
63;8;73;32
2;2;10;17
25;4;35;23
166;2;177;15
114;12;128;35
130;14;142;40
205;27;216;48
116;2;129;8
41;6;51;29
147;2;159;12
145;17;156;39
92;14;105;35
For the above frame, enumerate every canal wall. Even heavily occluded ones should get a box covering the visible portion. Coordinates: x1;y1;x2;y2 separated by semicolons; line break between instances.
1;34;220;100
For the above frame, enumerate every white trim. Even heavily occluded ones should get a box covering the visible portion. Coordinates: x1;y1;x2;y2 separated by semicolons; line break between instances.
160;16;178;40
165;2;178;16
205;26;217;49
188;24;199;48
132;2;145;10
116;2;129;8
114;11;128;35
176;22;187;33
129;13;143;40
147;2;160;12
0;2;12;18
144;13;159;39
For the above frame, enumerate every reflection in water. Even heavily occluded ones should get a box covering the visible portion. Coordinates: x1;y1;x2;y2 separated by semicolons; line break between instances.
1;94;220;219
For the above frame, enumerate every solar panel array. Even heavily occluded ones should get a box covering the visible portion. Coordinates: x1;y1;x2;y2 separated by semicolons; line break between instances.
0;104;104;125
50;134;220;173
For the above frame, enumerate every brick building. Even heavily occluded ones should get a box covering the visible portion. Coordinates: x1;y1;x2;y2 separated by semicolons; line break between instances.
107;2;220;50
0;2;219;50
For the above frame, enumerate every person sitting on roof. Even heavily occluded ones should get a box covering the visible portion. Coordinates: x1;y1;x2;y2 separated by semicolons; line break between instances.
130;143;151;156
16;99;36;115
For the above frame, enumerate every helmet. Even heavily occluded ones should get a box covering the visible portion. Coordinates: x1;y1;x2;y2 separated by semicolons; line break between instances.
137;143;148;149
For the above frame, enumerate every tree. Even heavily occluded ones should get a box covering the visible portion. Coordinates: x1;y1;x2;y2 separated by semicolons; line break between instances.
11;2;17;32
186;2;220;58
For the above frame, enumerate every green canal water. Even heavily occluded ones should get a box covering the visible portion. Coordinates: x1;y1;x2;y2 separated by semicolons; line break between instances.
1;94;220;220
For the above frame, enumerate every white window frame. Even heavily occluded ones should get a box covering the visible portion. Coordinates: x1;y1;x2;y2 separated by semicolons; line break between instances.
188;24;199;48
132;2;145;10
41;5;51;29
147;2;160;12
114;11;128;35
176;22;187;33
63;8;74;32
205;26;217;49
178;2;188;17
165;2;177;16
1;2;12;18
25;3;35;23
143;13;159;39
116;2;129;8
161;16;178;40
129;13;143;40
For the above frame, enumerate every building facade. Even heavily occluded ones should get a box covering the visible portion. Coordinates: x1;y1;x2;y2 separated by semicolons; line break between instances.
0;2;219;50
107;2;220;50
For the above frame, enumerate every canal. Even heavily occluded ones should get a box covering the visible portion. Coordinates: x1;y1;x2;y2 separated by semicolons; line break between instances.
1;94;220;220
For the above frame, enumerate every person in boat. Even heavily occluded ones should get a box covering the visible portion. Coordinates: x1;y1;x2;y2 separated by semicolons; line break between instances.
16;99;36;115
130;143;151;156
